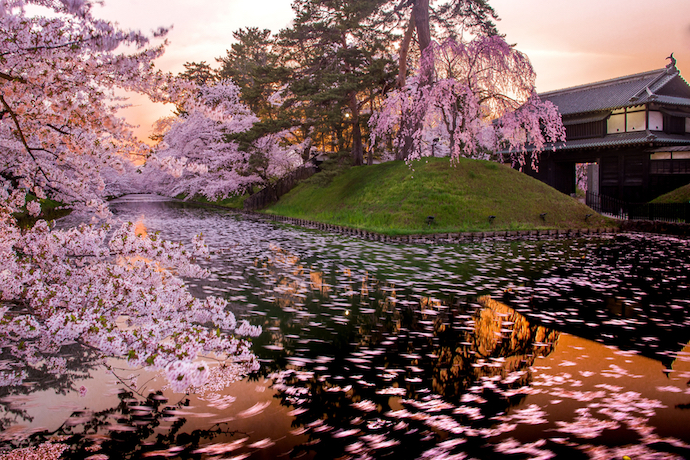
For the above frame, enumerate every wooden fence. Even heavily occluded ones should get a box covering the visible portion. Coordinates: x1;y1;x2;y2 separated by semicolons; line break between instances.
243;164;319;211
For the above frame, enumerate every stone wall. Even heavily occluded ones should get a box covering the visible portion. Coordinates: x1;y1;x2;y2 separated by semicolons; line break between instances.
621;220;690;237
251;212;622;244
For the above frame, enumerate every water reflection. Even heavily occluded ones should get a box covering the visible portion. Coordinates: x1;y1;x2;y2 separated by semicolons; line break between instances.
504;233;690;368
269;295;559;459
0;346;102;436
1;390;249;459
3;196;689;458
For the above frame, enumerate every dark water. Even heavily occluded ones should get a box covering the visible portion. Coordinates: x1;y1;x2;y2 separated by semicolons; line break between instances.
2;195;690;459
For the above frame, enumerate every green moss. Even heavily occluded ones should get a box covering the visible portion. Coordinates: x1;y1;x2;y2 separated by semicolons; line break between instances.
13;196;71;228
186;193;248;209
263;157;615;234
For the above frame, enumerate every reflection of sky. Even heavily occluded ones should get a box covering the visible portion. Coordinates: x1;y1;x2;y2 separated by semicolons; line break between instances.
6;371;303;458
9;361;133;432
524;334;690;443
88;0;690;142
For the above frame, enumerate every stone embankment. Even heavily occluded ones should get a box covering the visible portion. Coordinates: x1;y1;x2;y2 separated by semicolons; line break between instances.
194;200;688;241
620;220;690;237
254;212;620;244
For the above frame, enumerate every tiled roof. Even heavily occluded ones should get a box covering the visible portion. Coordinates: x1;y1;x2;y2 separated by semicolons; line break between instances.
648;145;690;152
561;112;610;126
653;95;690;107
538;65;688;116
542;131;690;151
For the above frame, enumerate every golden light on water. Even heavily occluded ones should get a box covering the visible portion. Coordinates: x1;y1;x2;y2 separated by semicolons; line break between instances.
133;217;147;237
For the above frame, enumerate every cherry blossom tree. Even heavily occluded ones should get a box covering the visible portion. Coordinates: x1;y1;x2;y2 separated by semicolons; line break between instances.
100;153;148;198
0;0;180;209
0;216;261;391
0;0;260;394
246;128;308;179
147;80;305;200
146;80;261;199
370;36;565;170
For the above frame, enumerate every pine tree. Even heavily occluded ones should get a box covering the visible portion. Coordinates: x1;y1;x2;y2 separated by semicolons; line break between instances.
278;0;398;166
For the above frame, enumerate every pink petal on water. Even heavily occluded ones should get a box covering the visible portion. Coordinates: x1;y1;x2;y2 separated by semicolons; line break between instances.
236;401;271;419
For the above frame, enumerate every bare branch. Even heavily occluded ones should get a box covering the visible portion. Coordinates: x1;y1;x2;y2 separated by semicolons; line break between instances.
47;123;71;136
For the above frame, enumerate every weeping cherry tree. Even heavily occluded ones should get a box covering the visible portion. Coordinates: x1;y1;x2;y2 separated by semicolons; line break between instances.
370;36;566;170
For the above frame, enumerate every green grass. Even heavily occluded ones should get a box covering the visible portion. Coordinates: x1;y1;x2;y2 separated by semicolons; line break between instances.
262;157;614;234
191;194;247;209
650;183;690;204
174;193;248;209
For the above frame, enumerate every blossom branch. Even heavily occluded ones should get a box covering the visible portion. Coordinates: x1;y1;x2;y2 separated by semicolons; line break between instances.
0;94;51;182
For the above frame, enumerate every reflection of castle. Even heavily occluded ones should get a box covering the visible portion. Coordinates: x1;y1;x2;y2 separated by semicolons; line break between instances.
253;243;563;458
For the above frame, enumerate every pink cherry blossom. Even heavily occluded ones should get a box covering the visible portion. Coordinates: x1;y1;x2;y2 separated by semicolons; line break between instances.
144;81;304;200
370;36;565;170
0;0;261;393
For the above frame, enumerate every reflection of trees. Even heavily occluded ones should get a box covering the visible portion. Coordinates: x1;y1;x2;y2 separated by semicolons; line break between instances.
269;294;559;459
0;390;244;459
246;243;363;377
431;296;558;404
0;345;102;433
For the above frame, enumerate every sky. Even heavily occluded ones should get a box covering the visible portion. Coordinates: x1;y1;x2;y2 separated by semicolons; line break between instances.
94;0;690;142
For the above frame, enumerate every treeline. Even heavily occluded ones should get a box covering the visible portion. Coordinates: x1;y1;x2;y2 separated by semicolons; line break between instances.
178;0;500;167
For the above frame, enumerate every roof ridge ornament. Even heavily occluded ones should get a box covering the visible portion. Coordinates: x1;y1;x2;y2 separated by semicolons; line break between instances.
666;52;677;72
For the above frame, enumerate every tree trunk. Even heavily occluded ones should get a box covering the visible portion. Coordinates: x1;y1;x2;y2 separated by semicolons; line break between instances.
396;0;433;161
413;0;433;86
349;92;363;166
412;0;431;56
352;123;363;166
397;10;416;88
396;128;414;161
301;138;312;164
397;0;432;87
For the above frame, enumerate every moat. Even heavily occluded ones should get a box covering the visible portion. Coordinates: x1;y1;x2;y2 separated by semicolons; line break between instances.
2;195;689;459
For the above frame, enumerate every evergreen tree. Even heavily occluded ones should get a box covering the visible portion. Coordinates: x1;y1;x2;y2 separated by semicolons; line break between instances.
278;0;398;166
217;28;284;118
179;61;218;86
217;28;301;159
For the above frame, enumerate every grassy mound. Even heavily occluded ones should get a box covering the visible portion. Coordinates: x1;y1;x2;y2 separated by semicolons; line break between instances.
650;183;690;204
263;157;613;234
